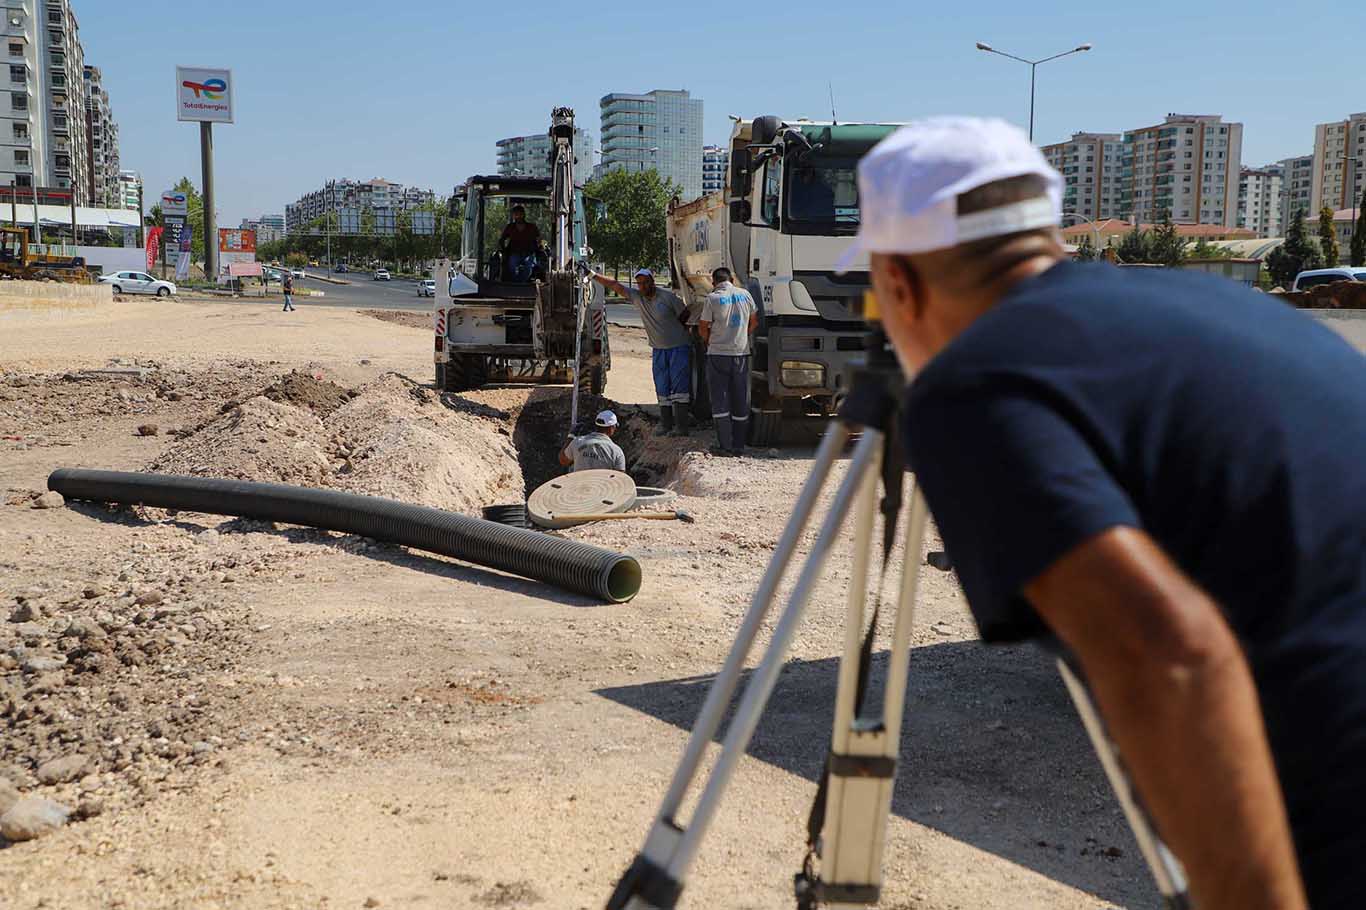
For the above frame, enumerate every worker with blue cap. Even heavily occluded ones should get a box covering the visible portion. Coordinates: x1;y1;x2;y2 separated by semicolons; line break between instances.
855;116;1366;909
590;267;694;436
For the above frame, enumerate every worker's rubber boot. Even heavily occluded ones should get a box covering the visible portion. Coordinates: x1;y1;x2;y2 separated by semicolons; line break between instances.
658;405;675;435
714;416;733;452
671;403;691;437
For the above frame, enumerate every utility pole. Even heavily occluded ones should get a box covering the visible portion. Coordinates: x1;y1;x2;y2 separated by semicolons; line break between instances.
201;122;216;283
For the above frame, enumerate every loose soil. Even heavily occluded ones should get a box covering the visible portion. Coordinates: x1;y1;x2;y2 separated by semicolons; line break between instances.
4;295;1296;910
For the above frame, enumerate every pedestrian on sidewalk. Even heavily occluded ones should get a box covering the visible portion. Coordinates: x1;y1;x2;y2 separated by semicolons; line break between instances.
590;268;693;435
699;267;758;456
558;410;627;472
281;272;295;312
854;115;1366;909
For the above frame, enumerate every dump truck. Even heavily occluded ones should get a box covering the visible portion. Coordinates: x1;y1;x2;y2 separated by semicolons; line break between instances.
434;107;608;421
667;116;899;444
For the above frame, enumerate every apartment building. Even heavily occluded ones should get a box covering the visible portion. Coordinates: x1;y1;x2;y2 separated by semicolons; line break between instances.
1280;154;1315;227
83;64;117;206
241;214;285;244
0;1;120;208
285;178;436;234
1041;132;1122;223
495;128;594;182
702;144;728;195
1119;114;1243;227
1236;165;1282;237
1311;113;1366;216
116;169;140;212
599;89;704;201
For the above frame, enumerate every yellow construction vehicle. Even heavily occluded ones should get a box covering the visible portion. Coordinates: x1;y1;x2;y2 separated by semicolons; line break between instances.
0;225;91;283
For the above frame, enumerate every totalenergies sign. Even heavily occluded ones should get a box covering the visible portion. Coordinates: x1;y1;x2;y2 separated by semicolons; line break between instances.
176;66;234;123
160;190;188;217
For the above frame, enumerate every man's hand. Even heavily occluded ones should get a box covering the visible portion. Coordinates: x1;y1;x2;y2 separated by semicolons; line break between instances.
1025;527;1307;910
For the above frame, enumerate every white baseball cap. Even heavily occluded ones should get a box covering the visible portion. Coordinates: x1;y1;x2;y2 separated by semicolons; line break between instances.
595;410;618;428
834;117;1062;274
634;268;654;279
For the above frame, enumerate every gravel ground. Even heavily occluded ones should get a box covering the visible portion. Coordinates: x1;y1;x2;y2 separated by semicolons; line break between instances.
0;299;1166;909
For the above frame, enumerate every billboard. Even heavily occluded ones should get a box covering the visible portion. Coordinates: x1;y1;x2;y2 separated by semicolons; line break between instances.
160;189;189;217
175;226;194;281
218;228;256;254
176;66;234;123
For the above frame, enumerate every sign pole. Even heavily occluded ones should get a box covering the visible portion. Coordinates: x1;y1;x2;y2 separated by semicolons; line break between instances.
200;122;216;284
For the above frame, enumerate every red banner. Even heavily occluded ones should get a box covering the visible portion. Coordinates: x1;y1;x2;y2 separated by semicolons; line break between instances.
146;227;165;272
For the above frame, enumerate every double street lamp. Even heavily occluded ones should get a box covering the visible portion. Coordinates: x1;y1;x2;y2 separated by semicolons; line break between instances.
976;41;1093;142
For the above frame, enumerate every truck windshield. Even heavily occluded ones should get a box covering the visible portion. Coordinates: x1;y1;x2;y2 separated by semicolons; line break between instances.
785;157;860;234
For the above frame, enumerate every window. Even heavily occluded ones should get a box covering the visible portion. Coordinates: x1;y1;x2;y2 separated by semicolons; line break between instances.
8;64;22;83
48;31;60;46
8;43;22;58
15;174;31;187
10;92;25;111
12;123;25;139
760;158;782;224
13;149;26;165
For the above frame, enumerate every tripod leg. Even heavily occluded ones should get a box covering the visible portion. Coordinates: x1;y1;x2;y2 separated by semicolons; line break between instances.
1057;660;1191;909
661;429;884;892
607;423;855;910
815;484;930;905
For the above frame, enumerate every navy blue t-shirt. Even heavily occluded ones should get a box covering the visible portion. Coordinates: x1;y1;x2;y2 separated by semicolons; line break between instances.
902;261;1366;907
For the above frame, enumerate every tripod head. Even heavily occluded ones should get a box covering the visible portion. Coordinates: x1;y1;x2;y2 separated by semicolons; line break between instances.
837;292;904;433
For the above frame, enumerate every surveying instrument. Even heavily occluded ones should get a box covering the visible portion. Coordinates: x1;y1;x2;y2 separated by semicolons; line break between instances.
605;294;1192;909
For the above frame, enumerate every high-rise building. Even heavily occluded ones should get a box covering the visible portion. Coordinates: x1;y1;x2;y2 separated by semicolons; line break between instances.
1279;154;1315;228
701;145;728;196
495;129;594;182
1236;166;1283;237
242;214;285;244
116;169;141;213
1119;114;1243;227
599;89;704;200
1040;132;1122;223
0;1;116;207
1311;113;1366;217
83;65;118;207
285;178;436;234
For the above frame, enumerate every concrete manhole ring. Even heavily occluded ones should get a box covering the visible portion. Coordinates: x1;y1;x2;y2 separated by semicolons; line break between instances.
631;486;677;508
527;469;637;529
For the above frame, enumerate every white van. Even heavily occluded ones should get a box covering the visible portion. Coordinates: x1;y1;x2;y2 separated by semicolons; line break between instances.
1292;268;1366;291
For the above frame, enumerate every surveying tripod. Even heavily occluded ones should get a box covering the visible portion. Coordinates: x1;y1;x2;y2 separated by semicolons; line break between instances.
606;327;1193;910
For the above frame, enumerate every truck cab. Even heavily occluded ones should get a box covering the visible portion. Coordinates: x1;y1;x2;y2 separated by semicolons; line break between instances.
668;117;899;444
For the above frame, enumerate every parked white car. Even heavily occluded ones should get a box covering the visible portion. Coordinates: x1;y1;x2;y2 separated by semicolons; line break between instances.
373;269;391;281
417;279;436;297
99;271;177;297
1292;268;1366;291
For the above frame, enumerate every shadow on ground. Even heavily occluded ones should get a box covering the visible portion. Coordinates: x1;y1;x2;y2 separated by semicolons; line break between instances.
596;641;1160;908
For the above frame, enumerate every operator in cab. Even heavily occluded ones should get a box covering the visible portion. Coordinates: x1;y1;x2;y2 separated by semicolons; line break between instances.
846;116;1366;910
559;410;627;473
501;205;542;282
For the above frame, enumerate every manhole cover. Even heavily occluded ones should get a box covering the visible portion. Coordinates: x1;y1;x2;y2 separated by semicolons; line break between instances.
527;470;637;529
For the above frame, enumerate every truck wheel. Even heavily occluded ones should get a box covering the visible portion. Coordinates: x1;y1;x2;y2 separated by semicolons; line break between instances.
434;363;447;391
443;354;486;392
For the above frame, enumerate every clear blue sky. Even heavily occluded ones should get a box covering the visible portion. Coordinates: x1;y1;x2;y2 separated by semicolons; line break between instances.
79;0;1364;226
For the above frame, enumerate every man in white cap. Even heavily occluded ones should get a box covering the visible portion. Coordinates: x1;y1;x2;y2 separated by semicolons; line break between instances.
590;268;693;435
849;116;1366;909
558;409;626;473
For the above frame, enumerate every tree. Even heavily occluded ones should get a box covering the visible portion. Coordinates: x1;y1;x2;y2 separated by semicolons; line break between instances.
1149;211;1189;266
1352;190;1366;267
1318;206;1340;267
1266;210;1323;288
284;251;307;267
1075;234;1098;261
583;169;675;275
1116;225;1152;264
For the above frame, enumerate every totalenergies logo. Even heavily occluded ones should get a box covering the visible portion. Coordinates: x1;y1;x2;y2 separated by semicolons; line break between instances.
182;77;227;100
162;192;186;207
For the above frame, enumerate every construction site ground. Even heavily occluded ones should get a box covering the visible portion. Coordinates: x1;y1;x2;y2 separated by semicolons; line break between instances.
3;298;1364;910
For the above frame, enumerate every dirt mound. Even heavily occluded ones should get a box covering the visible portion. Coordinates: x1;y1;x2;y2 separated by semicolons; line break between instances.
261;370;353;417
362;309;429;330
147;372;522;513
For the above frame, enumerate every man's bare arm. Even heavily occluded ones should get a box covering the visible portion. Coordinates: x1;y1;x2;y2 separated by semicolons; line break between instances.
590;272;628;298
1025;527;1306;910
697;320;711;345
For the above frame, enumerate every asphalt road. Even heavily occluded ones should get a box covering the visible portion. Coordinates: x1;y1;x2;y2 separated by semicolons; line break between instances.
291;271;643;326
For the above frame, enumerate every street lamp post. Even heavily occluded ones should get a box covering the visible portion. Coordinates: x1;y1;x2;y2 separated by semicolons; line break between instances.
1343;152;1362;255
976;41;1093;142
1061;211;1102;253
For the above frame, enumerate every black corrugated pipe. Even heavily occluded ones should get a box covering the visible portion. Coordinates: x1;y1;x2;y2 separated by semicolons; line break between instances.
48;469;642;604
